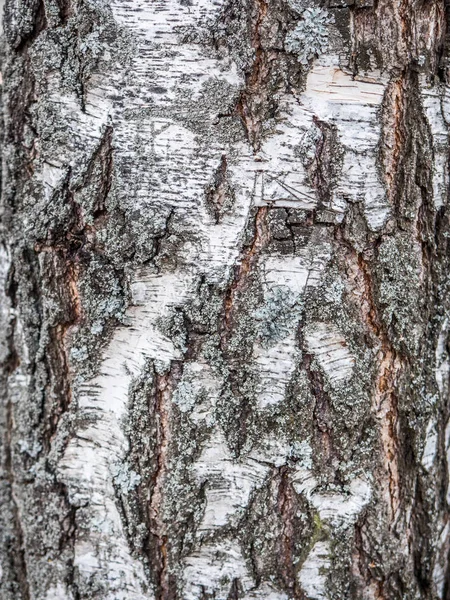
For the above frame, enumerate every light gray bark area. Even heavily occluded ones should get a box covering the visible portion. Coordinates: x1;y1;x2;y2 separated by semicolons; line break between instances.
0;0;450;598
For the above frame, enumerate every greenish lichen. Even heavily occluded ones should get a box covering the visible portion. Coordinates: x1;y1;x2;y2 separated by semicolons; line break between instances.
254;286;302;347
285;7;334;65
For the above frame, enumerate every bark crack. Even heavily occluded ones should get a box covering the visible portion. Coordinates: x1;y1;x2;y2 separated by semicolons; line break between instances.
149;363;181;600
277;466;306;600
150;372;171;600
236;0;269;151
205;155;231;224
222;206;269;341
337;231;402;521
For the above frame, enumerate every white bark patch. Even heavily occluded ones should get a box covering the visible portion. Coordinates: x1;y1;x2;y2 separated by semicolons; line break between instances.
242;582;289;599
298;541;331;600
435;317;449;399
263;255;311;295
304;322;355;386
292;466;318;497
421;79;449;210
254;331;301;408
445;419;450;505
44;583;74;600
310;479;372;526
293;463;371;599
59;418;150;599
304;238;334;288
301;57;388;229
296;475;371;598
73;536;148;600
194;431;269;530
36;84;110;197
293;468;371;526
250;97;319;209
185;434;295;596
252;248;332;409
183;540;254;600
253;255;308;409
111;0;226;45
249;434;296;468
422;419;438;471
436;320;450;502
433;522;450;599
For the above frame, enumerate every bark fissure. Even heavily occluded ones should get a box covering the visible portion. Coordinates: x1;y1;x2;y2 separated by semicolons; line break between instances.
149;364;182;600
222;206;269;340
300;347;335;474
277;466;306;600
338;231;403;521
236;0;269;151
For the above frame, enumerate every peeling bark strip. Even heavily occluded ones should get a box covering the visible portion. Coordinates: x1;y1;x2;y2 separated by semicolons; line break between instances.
2;0;450;597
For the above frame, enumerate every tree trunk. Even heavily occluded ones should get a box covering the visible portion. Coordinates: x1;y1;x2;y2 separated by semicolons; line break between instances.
1;0;450;598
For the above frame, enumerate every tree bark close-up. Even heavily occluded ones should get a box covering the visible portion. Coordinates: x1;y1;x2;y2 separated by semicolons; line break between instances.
1;0;450;597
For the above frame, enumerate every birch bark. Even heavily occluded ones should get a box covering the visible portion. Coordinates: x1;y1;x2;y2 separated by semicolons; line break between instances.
1;0;450;598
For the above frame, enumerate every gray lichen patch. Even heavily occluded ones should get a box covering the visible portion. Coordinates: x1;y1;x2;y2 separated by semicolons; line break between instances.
284;6;334;65
253;285;302;347
175;0;254;71
375;232;424;356
26;0;133;104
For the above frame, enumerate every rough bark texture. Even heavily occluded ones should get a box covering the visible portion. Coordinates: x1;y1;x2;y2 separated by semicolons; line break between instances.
1;0;450;598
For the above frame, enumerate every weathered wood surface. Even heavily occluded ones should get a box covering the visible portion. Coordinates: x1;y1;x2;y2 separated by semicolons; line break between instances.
1;0;450;597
